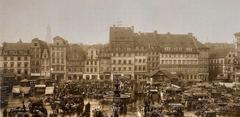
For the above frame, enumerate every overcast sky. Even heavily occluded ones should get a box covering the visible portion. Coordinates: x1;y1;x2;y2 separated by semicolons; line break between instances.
1;0;240;44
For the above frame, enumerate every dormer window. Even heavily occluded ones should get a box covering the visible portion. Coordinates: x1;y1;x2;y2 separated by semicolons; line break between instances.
164;47;171;51
186;48;192;51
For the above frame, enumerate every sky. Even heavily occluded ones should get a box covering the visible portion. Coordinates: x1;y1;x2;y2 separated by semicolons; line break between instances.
1;0;240;44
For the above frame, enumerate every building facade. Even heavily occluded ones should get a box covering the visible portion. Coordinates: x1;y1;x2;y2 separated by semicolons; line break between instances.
1;41;31;81
84;47;100;80
99;45;111;80
208;43;236;81
30;38;49;79
109;25;209;81
67;44;86;80
234;32;240;82
41;47;51;79
50;36;68;81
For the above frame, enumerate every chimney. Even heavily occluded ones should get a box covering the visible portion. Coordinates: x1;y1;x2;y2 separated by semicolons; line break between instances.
154;30;158;34
188;33;193;36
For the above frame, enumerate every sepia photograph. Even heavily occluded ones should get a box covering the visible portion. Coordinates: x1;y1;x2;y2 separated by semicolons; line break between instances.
0;0;240;117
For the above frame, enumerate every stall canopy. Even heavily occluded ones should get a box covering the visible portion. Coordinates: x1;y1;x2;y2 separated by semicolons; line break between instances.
45;87;54;95
20;87;31;94
35;84;46;88
12;86;20;94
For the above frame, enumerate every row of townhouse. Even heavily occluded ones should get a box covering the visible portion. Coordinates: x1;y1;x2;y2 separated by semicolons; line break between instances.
107;25;209;81
2;25;239;82
207;32;240;82
0;26;209;82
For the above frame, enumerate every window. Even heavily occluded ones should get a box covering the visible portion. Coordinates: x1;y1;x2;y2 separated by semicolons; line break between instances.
17;57;21;61
128;60;131;64
4;62;7;67
123;60;126;64
10;57;14;61
24;70;28;75
129;67;131;70
4;57;7;61
143;66;146;71
24;62;28;67
118;60;121;64
24;56;28;60
10;62;14;67
17;62;21;67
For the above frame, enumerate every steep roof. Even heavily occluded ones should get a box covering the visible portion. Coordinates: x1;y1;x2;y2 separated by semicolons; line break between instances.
67;44;86;61
136;33;202;53
193;39;209;49
209;47;234;58
234;32;240;36
3;42;31;51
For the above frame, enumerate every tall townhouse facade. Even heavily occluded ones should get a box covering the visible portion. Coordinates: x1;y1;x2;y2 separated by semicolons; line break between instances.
50;36;68;81
84;46;100;80
99;45;111;80
1;41;31;81
0;47;3;74
30;38;49;79
208;44;236;81
234;32;240;82
67;44;86;80
194;39;210;81
109;25;209;81
133;44;148;80
109;26;136;79
41;45;51;79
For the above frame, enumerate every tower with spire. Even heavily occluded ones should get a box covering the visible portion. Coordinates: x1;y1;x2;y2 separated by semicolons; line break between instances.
46;25;52;43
